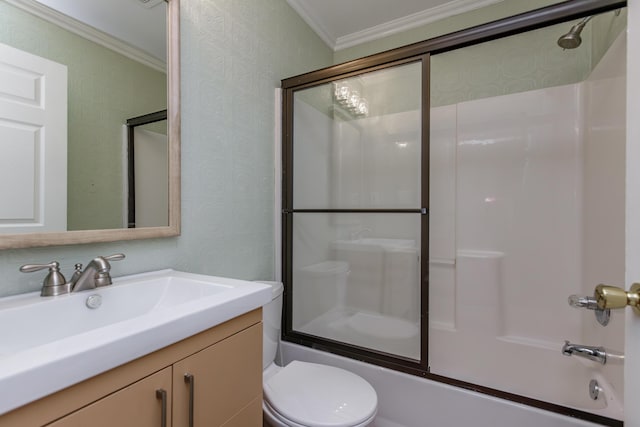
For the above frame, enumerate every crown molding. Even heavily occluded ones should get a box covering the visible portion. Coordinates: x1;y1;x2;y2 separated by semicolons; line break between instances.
5;0;166;72
286;0;336;49
336;0;504;51
288;0;505;52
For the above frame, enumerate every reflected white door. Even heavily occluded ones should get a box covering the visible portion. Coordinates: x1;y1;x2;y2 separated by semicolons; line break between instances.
133;128;168;228
625;1;640;425
0;42;67;233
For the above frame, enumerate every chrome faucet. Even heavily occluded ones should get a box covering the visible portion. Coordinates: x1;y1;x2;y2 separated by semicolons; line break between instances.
561;340;607;364
71;253;125;292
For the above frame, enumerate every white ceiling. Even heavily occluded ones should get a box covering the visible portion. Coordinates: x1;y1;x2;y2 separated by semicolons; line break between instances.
33;0;166;61
286;0;504;51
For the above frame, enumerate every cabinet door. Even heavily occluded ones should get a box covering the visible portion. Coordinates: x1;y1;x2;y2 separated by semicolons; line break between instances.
47;367;172;427
173;324;262;427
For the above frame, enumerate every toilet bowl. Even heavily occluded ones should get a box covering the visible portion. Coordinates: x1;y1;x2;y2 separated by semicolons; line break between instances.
258;281;378;427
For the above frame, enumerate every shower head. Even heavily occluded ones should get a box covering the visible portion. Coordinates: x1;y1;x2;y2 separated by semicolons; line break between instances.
557;16;592;49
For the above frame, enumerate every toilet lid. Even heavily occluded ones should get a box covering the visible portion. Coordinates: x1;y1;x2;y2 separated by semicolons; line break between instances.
264;361;377;427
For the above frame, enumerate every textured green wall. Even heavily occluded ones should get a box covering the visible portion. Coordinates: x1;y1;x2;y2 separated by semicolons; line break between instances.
0;0;332;297
0;2;167;231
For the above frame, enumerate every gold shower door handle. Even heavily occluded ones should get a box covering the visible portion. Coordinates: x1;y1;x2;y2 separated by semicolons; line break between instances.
595;283;640;313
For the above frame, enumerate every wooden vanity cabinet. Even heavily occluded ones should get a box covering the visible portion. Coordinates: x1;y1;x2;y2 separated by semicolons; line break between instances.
173;324;262;427
47;367;173;427
0;309;263;427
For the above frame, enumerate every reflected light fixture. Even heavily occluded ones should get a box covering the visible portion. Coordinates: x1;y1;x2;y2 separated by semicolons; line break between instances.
334;81;369;117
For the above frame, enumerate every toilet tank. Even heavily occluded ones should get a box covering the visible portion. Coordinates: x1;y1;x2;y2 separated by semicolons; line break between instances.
256;281;283;370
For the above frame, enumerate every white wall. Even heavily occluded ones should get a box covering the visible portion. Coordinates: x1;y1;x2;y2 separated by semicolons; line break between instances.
428;33;626;419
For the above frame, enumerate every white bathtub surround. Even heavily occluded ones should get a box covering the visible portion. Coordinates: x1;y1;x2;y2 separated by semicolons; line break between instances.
429;33;626;419
281;342;604;427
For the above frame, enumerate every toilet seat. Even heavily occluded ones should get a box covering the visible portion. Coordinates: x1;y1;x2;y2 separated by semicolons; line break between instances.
263;400;377;427
263;361;378;427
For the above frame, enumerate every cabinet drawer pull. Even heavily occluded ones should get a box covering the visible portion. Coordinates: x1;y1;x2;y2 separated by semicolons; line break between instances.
156;389;167;427
184;373;195;427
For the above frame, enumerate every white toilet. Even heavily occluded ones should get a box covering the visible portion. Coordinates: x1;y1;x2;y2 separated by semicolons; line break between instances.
260;281;378;427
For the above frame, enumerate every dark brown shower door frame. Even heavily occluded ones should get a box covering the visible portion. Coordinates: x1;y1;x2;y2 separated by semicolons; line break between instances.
281;1;625;426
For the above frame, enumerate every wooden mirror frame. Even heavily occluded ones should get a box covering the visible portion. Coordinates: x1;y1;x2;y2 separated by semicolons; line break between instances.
0;0;181;249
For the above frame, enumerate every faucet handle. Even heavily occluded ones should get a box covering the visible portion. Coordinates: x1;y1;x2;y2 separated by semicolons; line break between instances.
103;253;125;262
19;261;70;296
92;254;125;287
20;261;66;285
568;294;599;310
568;294;611;326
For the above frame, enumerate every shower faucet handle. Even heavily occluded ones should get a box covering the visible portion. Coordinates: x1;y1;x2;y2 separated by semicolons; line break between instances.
568;294;599;310
567;293;611;327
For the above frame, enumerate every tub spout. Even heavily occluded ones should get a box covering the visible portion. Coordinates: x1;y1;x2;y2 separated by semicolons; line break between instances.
562;340;607;364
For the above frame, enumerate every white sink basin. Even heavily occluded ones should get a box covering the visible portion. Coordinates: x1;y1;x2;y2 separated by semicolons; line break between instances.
0;269;271;415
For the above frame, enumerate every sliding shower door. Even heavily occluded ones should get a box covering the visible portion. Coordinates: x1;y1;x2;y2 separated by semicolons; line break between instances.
283;59;427;364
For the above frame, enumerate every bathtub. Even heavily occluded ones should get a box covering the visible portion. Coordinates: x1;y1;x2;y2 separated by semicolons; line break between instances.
280;341;616;427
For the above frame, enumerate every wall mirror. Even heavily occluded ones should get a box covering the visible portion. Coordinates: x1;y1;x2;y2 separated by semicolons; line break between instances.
0;0;180;249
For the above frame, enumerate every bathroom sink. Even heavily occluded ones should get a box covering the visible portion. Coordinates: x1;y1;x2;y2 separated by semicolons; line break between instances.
0;269;271;415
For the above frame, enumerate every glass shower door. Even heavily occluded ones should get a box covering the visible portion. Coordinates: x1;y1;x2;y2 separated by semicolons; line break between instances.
286;60;425;361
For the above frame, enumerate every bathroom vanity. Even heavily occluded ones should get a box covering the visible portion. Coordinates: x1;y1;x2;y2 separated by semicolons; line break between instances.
0;270;271;427
1;310;262;427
